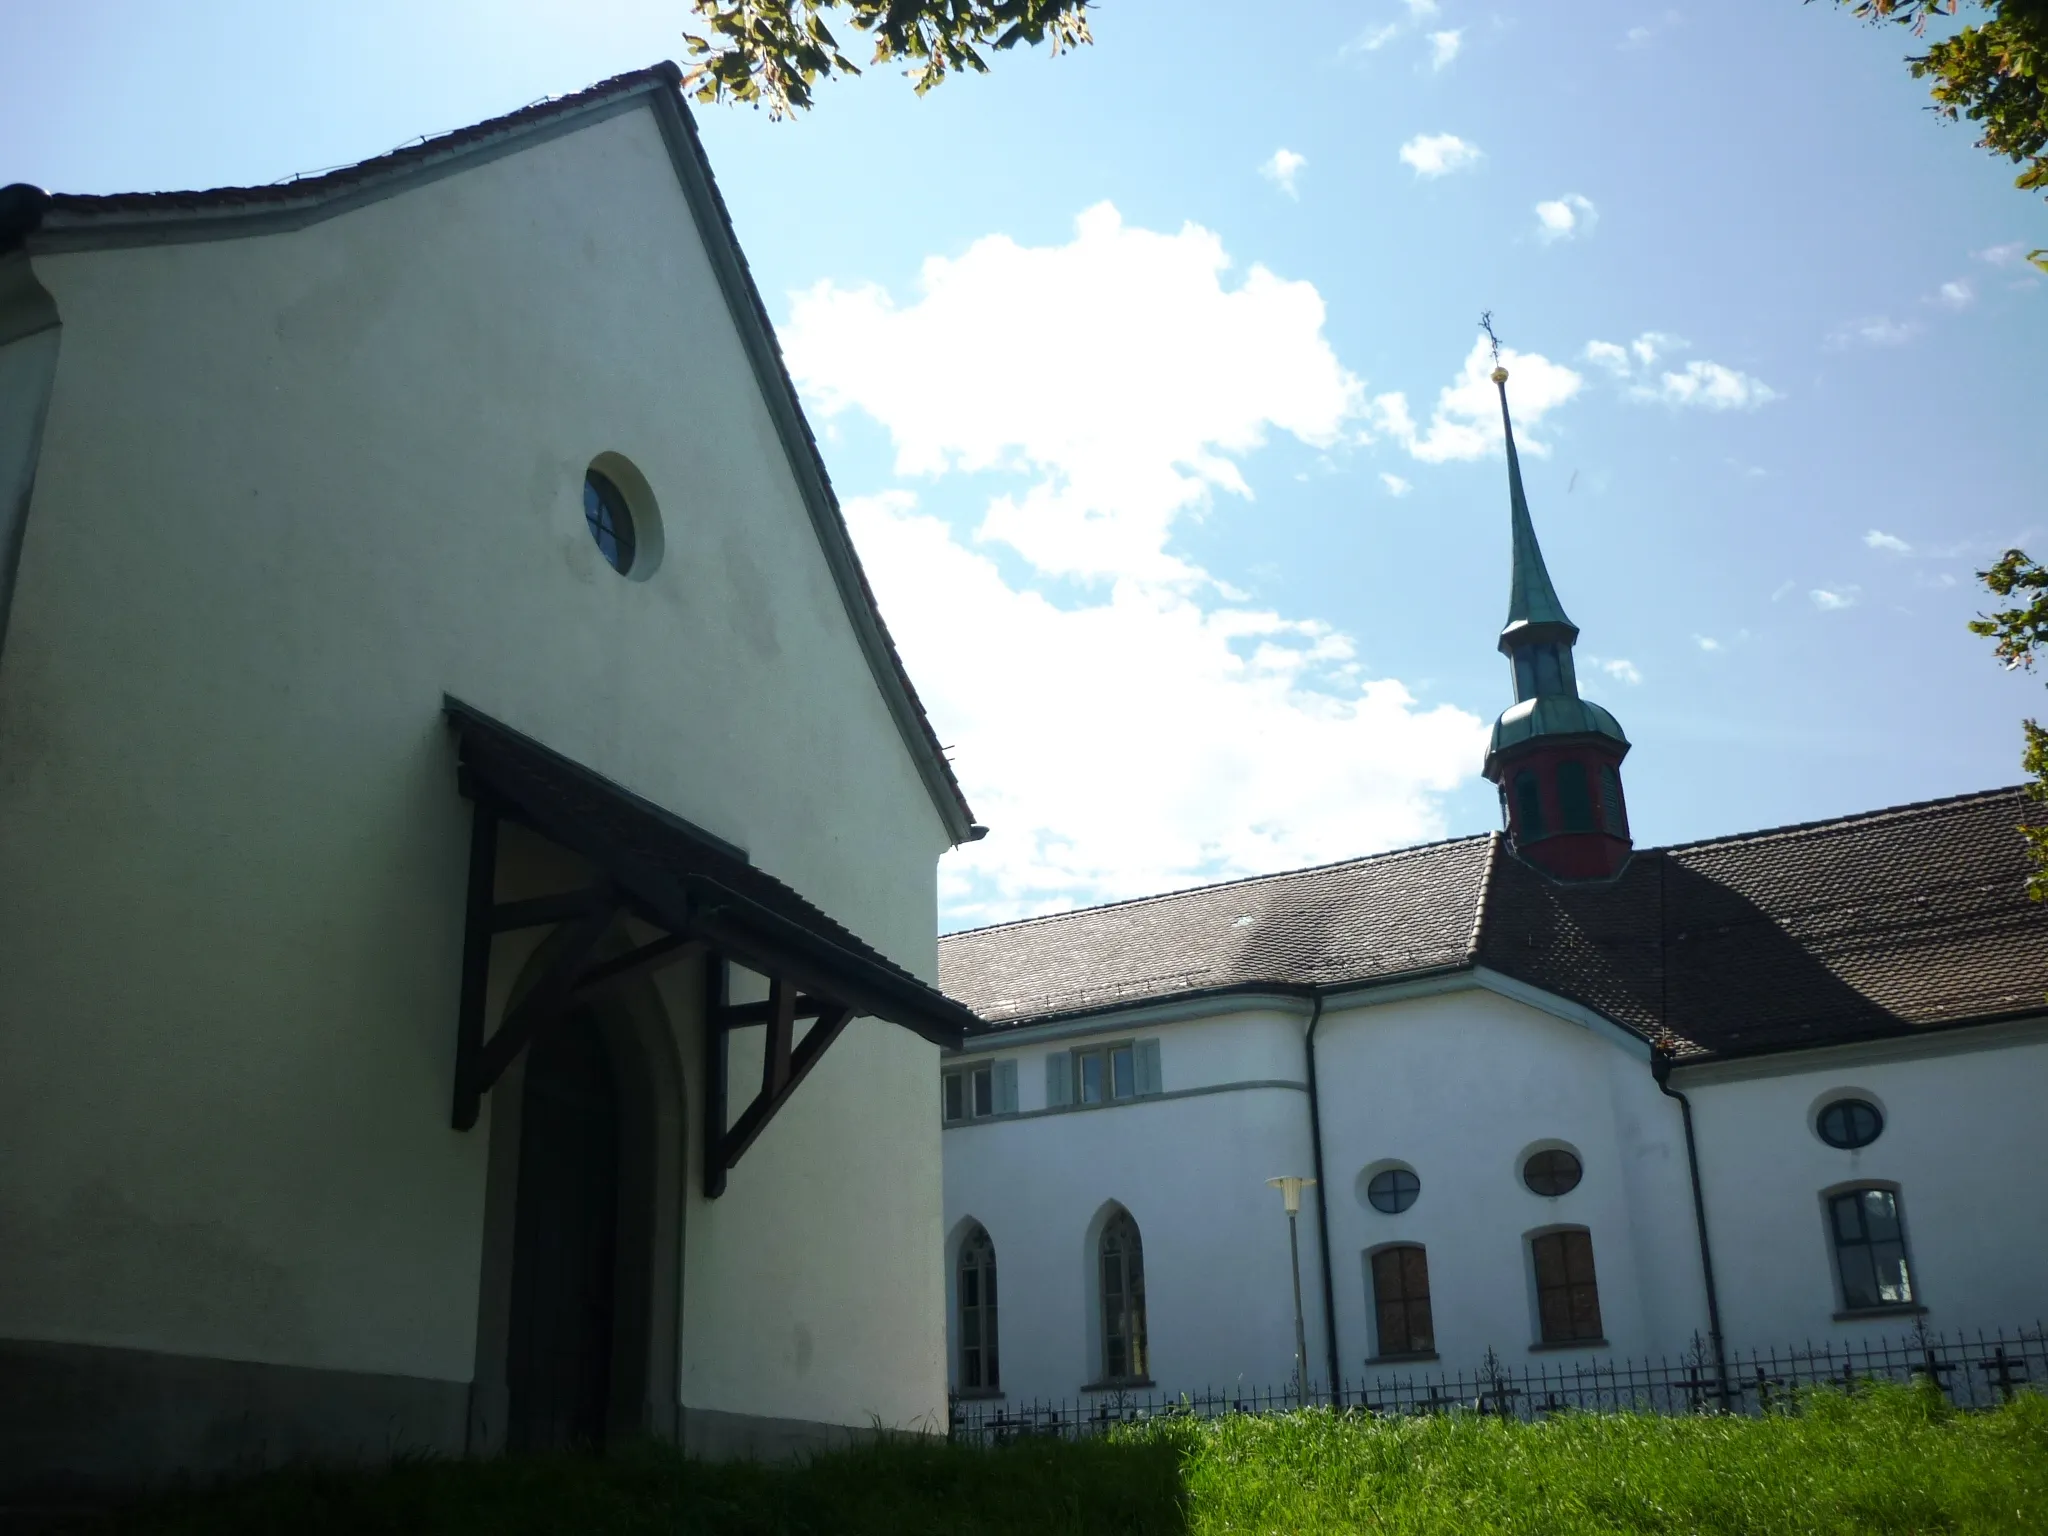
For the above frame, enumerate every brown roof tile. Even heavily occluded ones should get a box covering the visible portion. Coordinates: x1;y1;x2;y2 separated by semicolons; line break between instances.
941;788;2048;1059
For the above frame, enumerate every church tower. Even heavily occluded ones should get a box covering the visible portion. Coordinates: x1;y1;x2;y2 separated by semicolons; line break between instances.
1480;363;1633;879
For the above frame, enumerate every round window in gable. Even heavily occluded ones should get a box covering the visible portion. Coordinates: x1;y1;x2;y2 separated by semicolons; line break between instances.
1522;1148;1583;1197
1817;1098;1884;1150
584;469;637;574
1366;1167;1421;1214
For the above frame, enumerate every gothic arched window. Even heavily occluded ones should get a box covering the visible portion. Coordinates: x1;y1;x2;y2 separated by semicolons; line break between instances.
957;1223;1000;1392
1099;1210;1149;1384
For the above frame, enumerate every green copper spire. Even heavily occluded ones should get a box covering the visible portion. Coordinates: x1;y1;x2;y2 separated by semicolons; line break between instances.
1493;365;1577;651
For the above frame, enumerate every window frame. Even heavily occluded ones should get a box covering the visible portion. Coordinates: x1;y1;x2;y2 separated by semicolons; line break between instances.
1521;1147;1584;1198
1367;1243;1437;1361
1824;1183;1920;1317
1556;760;1595;833
1528;1226;1605;1347
941;1062;995;1125
1514;770;1547;842
582;468;638;574
1815;1098;1885;1151
1095;1209;1150;1387
1073;1041;1138;1107
1365;1166;1421;1215
956;1223;1001;1395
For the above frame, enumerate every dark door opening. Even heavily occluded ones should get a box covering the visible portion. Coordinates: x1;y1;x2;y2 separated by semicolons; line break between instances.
506;1013;620;1451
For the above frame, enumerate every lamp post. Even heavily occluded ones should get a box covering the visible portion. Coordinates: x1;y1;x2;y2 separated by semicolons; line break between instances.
1267;1175;1316;1408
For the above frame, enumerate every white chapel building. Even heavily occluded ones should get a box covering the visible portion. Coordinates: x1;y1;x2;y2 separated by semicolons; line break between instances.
0;65;985;1492
936;368;2048;1410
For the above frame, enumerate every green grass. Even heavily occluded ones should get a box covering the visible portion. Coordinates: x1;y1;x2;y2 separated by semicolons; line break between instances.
96;1386;2048;1535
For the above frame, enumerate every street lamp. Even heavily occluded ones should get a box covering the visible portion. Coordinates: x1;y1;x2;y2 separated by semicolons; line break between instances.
1266;1175;1316;1408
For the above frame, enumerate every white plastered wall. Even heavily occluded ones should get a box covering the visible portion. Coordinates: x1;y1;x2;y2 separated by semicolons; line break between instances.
0;102;948;1431
1679;1022;2048;1352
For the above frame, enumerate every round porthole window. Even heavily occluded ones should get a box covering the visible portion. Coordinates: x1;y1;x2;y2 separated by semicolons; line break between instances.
1522;1148;1583;1197
583;468;637;574
1817;1098;1884;1150
1366;1167;1420;1214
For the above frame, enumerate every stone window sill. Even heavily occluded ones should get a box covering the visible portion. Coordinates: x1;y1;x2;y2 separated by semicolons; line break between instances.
953;1388;1006;1401
1834;1304;1927;1322
1081;1378;1156;1392
1529;1338;1608;1354
1366;1351;1441;1365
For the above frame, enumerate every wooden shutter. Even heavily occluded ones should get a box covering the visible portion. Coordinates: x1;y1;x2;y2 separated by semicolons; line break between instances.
992;1057;1018;1115
1046;1051;1074;1108
1135;1038;1163;1097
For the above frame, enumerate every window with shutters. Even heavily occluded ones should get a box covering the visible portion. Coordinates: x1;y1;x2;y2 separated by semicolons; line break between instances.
957;1223;1000;1393
1051;1039;1162;1110
1368;1245;1435;1359
1827;1187;1917;1314
1556;761;1595;833
1098;1208;1149;1385
1514;771;1546;842
1530;1228;1604;1345
942;1059;1017;1124
1599;763;1627;836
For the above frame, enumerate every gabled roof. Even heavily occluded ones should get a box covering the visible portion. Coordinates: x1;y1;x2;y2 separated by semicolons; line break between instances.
0;64;980;846
938;787;2048;1060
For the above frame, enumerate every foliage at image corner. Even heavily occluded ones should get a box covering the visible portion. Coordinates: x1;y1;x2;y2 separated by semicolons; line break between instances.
1971;548;2048;901
1829;0;2048;270
681;0;1092;117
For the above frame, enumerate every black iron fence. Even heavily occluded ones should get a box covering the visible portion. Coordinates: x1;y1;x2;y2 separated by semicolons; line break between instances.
948;1321;2045;1445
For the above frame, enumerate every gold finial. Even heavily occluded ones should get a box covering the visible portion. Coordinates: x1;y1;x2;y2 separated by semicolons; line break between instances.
1479;310;1507;383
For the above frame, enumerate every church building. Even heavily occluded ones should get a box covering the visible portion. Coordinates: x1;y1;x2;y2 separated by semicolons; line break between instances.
937;366;2048;1408
1;65;982;1492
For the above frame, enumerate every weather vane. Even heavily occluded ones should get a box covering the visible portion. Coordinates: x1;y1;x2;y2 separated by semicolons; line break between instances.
1479;310;1503;366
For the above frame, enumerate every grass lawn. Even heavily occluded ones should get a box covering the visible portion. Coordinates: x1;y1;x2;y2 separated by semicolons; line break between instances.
94;1385;2048;1534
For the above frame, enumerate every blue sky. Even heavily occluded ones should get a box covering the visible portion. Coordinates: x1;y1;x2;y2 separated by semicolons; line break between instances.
6;0;2041;929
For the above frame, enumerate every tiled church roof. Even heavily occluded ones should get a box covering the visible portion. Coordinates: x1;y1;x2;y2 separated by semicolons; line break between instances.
939;788;2048;1061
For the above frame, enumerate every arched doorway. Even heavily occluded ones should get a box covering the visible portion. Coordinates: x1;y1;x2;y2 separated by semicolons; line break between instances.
505;1012;620;1451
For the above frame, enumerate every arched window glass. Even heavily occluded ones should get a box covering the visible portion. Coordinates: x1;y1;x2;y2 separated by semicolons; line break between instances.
1370;1245;1435;1358
1514;771;1546;842
1531;1228;1603;1343
1599;764;1627;837
1830;1189;1914;1312
957;1224;999;1392
1817;1099;1883;1150
1100;1210;1149;1384
1523;1148;1583;1197
582;469;637;574
1557;761;1595;833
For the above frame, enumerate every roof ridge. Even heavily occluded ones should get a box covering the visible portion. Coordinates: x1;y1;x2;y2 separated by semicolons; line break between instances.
1651;784;2030;858
1466;830;1502;960
938;832;1495;941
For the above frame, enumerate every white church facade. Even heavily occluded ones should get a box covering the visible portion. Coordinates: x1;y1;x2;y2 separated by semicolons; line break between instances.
0;65;985;1492
936;370;2048;1410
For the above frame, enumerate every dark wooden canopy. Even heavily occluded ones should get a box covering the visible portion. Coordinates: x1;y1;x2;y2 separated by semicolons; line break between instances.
445;699;974;1195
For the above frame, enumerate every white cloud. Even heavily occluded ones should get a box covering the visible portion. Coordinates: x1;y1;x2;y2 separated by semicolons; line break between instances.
786;202;1363;586
1380;472;1413;497
1864;529;1912;553
1375;336;1583;463
1591;657;1642;685
1978;241;2030;267
1630;331;1684;366
1260;147;1307;198
1830;314;1919;348
1935;279;1974;309
1535;194;1597;242
1810;587;1858;611
1399;133;1482;178
1693;634;1722;652
1429;29;1463;69
1583;339;1631;376
1343;20;1404;53
1629;359;1778;411
1584;331;1684;374
1403;0;1439;14
785;207;1485;922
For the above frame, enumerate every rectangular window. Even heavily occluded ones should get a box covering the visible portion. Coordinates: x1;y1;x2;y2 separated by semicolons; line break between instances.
1073;1043;1139;1107
1830;1188;1914;1311
1370;1246;1435;1358
941;1063;994;1124
1531;1229;1603;1344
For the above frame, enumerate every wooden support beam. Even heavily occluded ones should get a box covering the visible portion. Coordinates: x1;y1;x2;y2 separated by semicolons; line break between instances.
703;950;732;1199
713;1004;855;1176
472;895;619;1094
570;933;704;1000
712;993;831;1028
760;979;796;1102
491;887;610;933
451;802;500;1131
